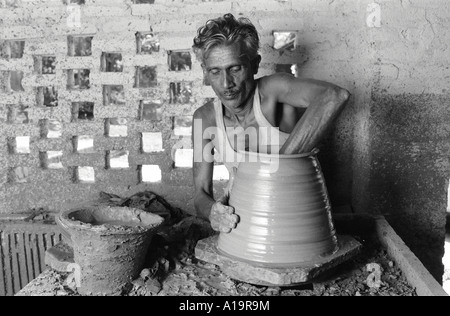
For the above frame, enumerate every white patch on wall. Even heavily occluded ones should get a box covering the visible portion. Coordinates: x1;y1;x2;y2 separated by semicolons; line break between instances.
273;31;297;51
174;149;193;168
107;118;128;138
46;151;64;169
142;132;164;153
141;165;162;183
77;166;95;183
75;136;94;153
15;136;30;154
213;165;229;181
173;116;192;137
47;120;62;138
109;150;129;169
366;3;381;28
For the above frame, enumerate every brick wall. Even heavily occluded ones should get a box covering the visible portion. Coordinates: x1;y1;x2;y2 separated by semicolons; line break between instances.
0;0;449;282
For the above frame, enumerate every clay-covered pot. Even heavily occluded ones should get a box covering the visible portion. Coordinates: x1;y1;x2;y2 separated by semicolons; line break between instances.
57;206;164;295
217;149;339;266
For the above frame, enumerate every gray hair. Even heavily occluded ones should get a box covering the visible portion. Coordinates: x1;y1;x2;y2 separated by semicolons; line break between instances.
193;13;260;64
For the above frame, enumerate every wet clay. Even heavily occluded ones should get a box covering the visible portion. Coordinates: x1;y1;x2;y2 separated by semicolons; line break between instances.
57;206;164;296
217;150;339;266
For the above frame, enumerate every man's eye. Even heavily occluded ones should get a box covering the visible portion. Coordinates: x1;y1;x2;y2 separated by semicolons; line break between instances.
210;69;220;75
230;66;242;73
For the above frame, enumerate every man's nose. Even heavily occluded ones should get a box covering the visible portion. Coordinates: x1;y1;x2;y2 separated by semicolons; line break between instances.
222;71;234;89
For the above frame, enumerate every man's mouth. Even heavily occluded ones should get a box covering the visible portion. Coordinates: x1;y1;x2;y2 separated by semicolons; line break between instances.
222;91;240;100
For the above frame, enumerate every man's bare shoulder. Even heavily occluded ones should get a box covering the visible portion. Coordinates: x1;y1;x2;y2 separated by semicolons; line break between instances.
193;100;216;127
259;73;297;93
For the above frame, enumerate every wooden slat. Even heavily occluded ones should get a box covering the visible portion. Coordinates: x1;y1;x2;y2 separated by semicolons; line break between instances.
16;232;29;289
0;232;6;296
10;233;22;294
30;233;41;278
24;233;35;282
2;232;14;296
45;233;53;251
37;234;46;275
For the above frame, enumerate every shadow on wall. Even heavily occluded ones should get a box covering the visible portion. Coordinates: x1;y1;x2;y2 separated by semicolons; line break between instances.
369;93;450;283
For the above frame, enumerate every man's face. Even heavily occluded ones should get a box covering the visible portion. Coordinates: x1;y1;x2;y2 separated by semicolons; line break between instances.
203;43;259;114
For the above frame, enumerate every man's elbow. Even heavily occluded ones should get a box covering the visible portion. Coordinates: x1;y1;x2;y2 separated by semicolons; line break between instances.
331;86;351;104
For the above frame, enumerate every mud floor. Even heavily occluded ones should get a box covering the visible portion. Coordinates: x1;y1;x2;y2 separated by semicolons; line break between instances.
17;192;417;297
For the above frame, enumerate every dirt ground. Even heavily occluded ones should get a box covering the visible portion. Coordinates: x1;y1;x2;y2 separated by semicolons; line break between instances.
17;191;418;297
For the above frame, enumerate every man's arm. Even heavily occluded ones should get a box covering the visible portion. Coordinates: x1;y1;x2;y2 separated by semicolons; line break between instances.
192;107;216;220
260;73;351;154
192;107;239;233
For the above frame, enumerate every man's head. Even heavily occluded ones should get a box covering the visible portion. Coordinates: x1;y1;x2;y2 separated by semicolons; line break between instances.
193;14;261;113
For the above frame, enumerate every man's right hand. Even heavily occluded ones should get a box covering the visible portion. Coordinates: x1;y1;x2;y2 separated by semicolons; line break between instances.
209;195;239;233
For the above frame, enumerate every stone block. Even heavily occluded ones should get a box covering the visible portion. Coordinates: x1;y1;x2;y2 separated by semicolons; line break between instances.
45;242;75;273
195;235;362;286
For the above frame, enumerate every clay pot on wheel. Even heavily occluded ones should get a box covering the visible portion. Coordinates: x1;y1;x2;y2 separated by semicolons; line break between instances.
217;149;338;266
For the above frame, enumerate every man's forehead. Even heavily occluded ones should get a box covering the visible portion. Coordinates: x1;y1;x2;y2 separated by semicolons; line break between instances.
203;43;250;67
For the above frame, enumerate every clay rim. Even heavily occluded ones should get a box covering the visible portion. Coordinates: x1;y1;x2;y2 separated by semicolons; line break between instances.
57;206;165;235
236;148;320;159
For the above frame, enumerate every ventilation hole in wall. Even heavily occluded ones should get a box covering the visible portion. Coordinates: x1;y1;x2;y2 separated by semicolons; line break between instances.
105;118;128;138
2;0;21;8
7;104;29;124
40;119;62;139
173;116;192;137
64;0;85;5
0;40;25;59
168;50;192;72
103;85;125;106
8;136;30;154
40;151;64;169
75;166;95;183
273;31;297;51
106;150;130;169
169;82;192;104
9;71;24;92
67;69;90;90
213;164;229;181
73;135;94;153
37;87;58;107
140;100;162;121
133;0;155;5
8;167;29;184
275;64;299;78
136;32;160;55
174;149;193;168
38;56;56;74
101;52;123;72
68;35;93;57
72;101;94;121
140;165;162;183
135;66;157;88
141;132;163;153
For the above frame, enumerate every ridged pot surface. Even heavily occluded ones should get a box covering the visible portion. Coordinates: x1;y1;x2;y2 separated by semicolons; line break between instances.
217;151;338;266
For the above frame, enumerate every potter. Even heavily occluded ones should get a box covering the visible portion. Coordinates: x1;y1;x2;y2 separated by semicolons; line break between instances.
192;13;350;233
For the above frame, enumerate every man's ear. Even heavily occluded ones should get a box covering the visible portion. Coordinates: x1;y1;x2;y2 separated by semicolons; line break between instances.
252;55;262;75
